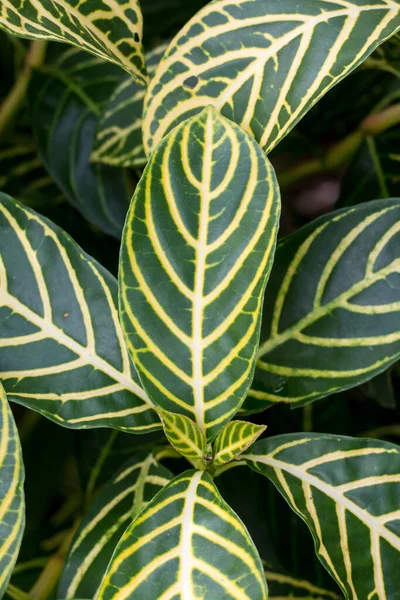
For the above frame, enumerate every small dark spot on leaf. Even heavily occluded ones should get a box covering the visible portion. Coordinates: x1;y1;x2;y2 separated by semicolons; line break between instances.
184;75;199;89
134;33;140;43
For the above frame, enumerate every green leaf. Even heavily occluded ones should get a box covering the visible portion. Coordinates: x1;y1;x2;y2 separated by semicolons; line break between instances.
119;106;280;441
0;0;147;83
361;366;397;409
0;193;159;432
143;0;400;156
97;469;268;599
213;421;266;467
159;411;207;469
244;433;400;600
264;565;341;599
246;199;400;410
30;48;131;238
92;43;168;169
58;453;172;600
0;382;25;596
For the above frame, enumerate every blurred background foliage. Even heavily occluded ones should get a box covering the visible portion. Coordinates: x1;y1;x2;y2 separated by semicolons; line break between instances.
0;3;400;598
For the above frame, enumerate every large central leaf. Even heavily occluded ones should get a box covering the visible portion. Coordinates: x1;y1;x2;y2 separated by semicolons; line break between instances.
0;0;147;83
244;434;400;599
143;0;400;155
97;470;268;599
0;194;158;432
119;107;280;441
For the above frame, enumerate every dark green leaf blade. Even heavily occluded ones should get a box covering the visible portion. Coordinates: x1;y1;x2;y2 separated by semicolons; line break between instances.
0;193;158;432
248;199;400;410
244;433;400;599
119;106;280;441
97;470;268;599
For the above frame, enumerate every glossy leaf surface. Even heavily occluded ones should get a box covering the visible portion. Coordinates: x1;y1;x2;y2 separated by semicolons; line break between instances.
0;0;147;83
247;199;400;409
143;0;400;155
213;421;266;467
160;411;207;469
98;470;268;599
59;453;172;600
245;434;400;599
119;106;280;441
0;382;25;597
92;43;167;168
30;49;131;238
0;194;158;432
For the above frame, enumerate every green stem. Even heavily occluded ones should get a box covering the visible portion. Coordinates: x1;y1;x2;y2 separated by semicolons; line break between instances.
366;136;389;197
0;41;47;136
5;584;31;600
278;103;400;189
12;557;48;574
359;424;400;439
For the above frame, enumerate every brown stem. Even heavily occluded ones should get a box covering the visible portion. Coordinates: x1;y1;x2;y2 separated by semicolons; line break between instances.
0;40;47;136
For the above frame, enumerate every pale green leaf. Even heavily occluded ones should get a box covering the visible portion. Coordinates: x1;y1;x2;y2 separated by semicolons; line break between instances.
244;433;400;599
246;199;400;411
0;193;159;432
0;0;147;83
58;453;172;600
119;106;280;441
92;43;168;168
97;470;268;599
0;381;25;597
30;48;130;238
213;420;266;467
143;0;400;156
159;411;207;469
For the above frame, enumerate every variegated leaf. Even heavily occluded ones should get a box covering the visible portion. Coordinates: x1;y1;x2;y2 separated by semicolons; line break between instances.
30;48;131;238
213;420;266;467
97;470;268;599
92;43;168;168
246;199;400;411
119;106;280;441
0;0;147;83
0;381;25;597
244;434;400;600
143;0;400;156
0;193;158;432
160;411;207;469
264;565;341;599
58;453;172;600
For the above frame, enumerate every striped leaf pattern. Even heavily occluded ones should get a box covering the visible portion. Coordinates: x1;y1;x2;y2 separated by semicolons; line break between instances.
246;199;400;410
160;411;207;469
143;0;400;156
213;421;266;467
0;194;158;432
97;470;268;599
0;382;25;597
264;566;341;599
0;0;147;83
119;106;280;441
244;434;400;599
58;453;172;600
30;48;131;238
92;43;168;169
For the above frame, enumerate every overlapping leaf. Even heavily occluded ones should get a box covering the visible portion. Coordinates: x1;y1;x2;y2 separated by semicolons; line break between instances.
92;43;168;169
119;106;280;441
97;470;268;599
265;566;341;599
143;0;400;156
59;453;172;600
246;199;400;410
213;421;266;467
30;48;131;238
160;411;207;469
0;382;25;597
0;193;158;432
0;0;147;83
244;434;400;599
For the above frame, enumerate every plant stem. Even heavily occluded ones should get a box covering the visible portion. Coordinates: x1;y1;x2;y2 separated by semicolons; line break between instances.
29;524;77;600
278;103;400;189
5;584;31;600
0;40;47;136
